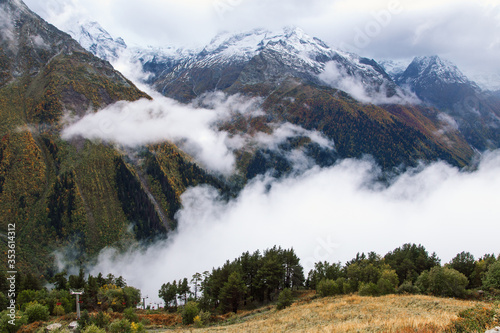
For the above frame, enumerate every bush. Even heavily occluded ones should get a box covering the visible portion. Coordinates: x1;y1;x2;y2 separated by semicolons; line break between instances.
109;318;132;333
358;282;380;296
396;280;420;294
317;279;339;297
483;261;500;290
335;277;347;295
25;302;50;323
92;311;110;328
53;304;65;316
182;302;199;325
78;310;91;330
416;266;468;298
193;310;211;327
276;288;294;310
123;308;139;323
0;310;27;333
377;278;395;295
131;322;146;332
446;305;499;333
83;324;107;333
193;315;203;328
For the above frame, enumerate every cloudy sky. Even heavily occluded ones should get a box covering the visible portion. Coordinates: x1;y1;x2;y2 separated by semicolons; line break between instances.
23;0;500;81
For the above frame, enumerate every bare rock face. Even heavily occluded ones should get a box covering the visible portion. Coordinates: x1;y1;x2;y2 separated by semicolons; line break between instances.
45;323;62;332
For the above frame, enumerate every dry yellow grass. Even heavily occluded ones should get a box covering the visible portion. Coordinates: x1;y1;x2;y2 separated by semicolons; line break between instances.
166;294;480;333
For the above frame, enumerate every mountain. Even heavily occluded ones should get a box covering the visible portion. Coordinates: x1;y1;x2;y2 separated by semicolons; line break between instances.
137;27;399;102
0;0;227;275
65;20;127;62
395;56;500;150
130;28;474;169
396;55;480;109
2;4;494;278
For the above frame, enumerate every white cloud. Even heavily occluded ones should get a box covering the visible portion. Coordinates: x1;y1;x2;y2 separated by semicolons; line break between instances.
253;122;334;150
90;151;500;304
319;61;419;104
61;92;266;174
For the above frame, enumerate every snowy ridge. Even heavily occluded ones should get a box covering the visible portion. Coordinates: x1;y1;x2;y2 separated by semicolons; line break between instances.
138;26;399;101
398;55;477;87
65;20;127;62
183;26;390;78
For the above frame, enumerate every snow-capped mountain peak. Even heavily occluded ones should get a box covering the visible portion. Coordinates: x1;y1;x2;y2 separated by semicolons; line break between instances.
399;55;474;86
133;26;400;102
199;26;334;66
65;20;127;62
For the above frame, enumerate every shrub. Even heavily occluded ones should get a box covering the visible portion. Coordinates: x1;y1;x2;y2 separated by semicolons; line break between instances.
377;278;395;295
109;318;132;333
25;302;50;323
483;261;500;290
396;280;420;294
276;288;294;310
92;311;110;328
0;310;27;333
446;305;499;333
78;310;91;330
379;269;399;290
416;266;468;298
131;321;146;332
335;277;347;295
317;279;339;297
123;307;139;323
53;304;65;316
193;315;203;328
83;324;107;333
193;310;211;327
358;282;380;296
182;302;199;325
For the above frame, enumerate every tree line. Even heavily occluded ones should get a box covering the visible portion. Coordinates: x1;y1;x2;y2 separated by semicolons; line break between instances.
0;269;141;316
159;246;304;314
158;243;500;317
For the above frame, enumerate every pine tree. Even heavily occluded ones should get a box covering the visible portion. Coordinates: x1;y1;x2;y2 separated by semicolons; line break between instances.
191;273;202;301
219;272;247;313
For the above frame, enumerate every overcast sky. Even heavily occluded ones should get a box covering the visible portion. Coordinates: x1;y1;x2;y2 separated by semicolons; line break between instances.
23;0;500;80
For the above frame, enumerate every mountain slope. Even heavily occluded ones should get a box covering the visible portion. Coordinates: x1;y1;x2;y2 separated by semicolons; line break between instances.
260;79;473;169
0;0;227;275
395;56;500;150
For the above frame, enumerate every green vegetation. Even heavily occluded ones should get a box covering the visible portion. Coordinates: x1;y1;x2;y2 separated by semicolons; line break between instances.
25;302;50;323
151;243;498;331
447;305;500;333
262;80;474;169
276;288;293;310
4;244;499;332
182;301;200;325
483;261;500;290
416;266;469;298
